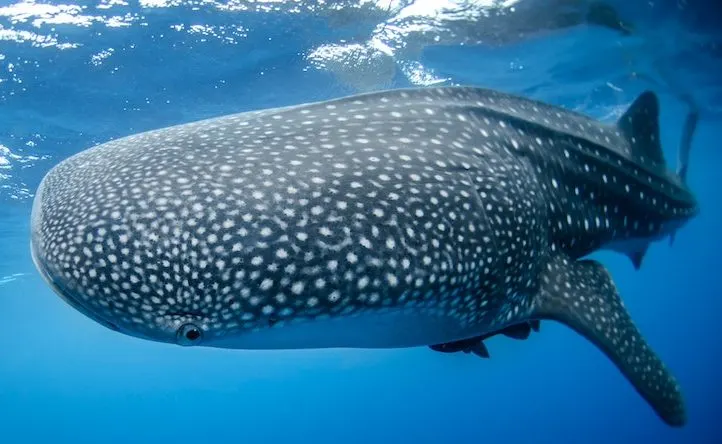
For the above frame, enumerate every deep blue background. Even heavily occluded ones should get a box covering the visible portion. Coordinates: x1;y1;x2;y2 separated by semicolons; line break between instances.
0;1;720;443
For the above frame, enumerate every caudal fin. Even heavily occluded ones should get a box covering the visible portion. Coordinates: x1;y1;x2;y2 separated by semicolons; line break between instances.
669;103;699;246
533;256;686;427
676;95;699;185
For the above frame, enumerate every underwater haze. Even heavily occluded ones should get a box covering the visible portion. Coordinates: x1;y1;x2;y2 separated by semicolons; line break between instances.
1;0;721;443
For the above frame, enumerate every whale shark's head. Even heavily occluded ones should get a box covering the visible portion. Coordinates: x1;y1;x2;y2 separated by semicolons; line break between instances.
28;124;296;348
30;170;209;346
30;157;327;348
29;150;355;349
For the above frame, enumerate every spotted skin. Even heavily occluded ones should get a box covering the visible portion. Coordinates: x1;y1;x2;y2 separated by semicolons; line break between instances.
31;86;697;426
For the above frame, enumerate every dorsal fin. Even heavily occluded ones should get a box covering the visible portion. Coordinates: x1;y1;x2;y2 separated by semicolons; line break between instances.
617;91;667;169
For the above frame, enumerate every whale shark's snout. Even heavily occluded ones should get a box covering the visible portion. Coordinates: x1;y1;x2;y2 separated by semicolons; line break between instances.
30;152;219;346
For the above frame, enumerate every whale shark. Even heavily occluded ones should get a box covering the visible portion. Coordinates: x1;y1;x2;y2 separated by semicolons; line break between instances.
30;86;697;427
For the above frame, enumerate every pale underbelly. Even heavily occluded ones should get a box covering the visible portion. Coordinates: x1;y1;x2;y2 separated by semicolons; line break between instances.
204;308;485;350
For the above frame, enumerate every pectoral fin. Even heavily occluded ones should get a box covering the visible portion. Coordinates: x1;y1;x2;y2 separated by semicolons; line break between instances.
533;256;686;427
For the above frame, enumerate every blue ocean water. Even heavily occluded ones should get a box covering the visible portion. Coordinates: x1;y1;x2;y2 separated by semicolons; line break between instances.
1;1;721;443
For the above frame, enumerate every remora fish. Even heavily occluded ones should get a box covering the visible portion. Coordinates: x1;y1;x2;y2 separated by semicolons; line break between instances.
30;86;697;426
430;320;540;358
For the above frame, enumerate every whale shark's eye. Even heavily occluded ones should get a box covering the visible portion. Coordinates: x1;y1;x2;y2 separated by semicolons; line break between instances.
177;323;203;346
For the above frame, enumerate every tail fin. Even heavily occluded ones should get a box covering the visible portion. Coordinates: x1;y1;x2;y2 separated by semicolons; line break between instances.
670;94;700;246
675;93;699;185
533;256;686;427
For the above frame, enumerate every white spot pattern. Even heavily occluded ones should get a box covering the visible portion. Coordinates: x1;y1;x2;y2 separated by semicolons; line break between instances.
30;86;697;358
